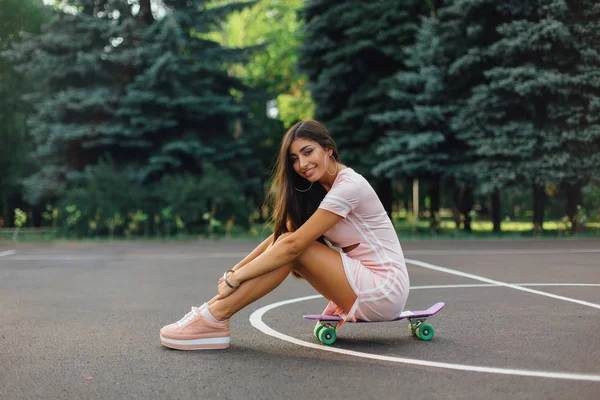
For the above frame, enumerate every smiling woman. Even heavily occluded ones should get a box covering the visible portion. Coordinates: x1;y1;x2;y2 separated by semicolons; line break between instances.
160;120;410;351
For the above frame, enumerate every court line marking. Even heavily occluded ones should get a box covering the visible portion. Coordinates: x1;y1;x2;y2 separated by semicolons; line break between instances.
0;250;16;257
249;291;600;382
405;249;600;255
405;259;600;310
410;283;600;289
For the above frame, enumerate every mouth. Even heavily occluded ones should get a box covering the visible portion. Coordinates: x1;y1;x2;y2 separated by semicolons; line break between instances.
303;167;316;178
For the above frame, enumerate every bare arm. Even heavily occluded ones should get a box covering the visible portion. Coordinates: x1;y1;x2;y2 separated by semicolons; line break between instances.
232;233;274;272
226;210;342;287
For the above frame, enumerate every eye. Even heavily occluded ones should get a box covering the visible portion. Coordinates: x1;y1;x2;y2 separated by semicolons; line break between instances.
304;149;312;156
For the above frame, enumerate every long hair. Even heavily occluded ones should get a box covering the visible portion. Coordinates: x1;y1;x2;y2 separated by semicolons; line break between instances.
268;120;341;244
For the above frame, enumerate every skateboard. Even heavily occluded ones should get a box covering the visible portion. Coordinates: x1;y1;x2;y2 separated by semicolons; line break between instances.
304;302;445;346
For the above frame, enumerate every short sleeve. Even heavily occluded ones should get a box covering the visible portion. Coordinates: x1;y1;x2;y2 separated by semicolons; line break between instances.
318;176;359;218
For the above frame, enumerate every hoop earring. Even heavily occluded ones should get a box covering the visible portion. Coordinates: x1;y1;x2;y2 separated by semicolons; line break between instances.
324;154;338;176
295;182;313;192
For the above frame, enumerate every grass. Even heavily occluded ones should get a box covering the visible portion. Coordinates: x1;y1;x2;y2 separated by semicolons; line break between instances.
2;219;600;243
392;219;600;240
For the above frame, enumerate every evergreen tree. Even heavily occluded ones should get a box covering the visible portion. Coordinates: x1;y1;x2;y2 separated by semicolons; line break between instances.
371;13;454;230
107;0;257;183
437;0;516;232
454;0;600;232
373;0;504;232
299;0;427;214
7;0;258;204
5;0;138;203
0;0;48;224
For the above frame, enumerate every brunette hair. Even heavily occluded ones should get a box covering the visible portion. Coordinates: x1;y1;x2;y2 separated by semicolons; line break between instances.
268;120;340;243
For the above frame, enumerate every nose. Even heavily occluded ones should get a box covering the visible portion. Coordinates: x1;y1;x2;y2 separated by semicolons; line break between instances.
299;157;309;168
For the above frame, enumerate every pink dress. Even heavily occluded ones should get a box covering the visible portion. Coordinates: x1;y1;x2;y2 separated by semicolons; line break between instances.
318;168;410;322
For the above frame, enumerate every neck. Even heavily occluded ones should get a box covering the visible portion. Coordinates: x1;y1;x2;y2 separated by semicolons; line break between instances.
320;163;346;191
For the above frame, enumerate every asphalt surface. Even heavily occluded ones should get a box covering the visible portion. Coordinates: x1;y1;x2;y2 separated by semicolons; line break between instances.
0;239;599;399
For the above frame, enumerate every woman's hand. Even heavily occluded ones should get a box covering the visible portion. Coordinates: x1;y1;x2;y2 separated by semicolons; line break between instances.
217;270;239;299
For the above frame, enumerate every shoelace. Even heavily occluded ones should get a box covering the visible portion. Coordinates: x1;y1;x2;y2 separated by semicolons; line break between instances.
175;306;200;327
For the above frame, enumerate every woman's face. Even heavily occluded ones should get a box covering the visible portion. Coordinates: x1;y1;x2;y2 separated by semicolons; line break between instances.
289;138;330;182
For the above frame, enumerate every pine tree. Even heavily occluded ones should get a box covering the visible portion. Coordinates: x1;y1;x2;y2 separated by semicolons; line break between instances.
7;0;259;204
299;0;427;214
107;0;257;183
371;12;455;230
438;0;516;232
0;0;47;224
5;0;138;202
560;0;600;231
454;0;600;232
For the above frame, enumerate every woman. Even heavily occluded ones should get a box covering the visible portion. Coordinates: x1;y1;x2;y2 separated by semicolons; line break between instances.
160;120;410;350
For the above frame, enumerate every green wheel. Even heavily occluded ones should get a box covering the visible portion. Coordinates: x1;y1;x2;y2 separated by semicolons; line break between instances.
318;327;337;345
314;323;324;339
416;324;434;341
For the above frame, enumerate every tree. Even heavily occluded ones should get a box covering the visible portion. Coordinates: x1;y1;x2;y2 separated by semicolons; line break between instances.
0;0;47;225
436;0;517;233
108;0;257;183
453;0;600;232
372;12;455;230
6;0;259;206
299;0;427;215
204;0;314;217
5;0;138;203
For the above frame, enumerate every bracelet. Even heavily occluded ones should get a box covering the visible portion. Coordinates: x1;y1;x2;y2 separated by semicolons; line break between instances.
223;269;238;289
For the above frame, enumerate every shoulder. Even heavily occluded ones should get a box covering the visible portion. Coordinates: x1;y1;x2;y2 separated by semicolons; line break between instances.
331;169;365;192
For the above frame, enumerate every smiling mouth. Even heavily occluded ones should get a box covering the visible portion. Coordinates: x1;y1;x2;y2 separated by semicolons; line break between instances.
303;167;315;177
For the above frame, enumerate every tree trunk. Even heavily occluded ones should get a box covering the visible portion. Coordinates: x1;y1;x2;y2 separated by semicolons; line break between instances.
452;186;462;230
461;187;474;233
563;183;584;233
490;191;501;234
429;176;441;231
376;178;393;220
532;184;546;233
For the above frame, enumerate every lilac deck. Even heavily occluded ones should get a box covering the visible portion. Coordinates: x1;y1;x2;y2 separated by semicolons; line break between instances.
303;302;445;323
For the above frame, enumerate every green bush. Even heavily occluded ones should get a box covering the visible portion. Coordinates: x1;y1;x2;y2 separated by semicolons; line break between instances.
52;160;252;238
154;163;251;236
57;160;147;237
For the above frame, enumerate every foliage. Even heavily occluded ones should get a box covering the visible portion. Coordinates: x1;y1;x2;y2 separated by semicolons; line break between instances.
372;14;454;181
5;0;260;205
155;163;251;233
299;0;427;179
451;0;600;191
205;0;313;125
0;0;48;223
12;208;27;241
50;158;250;237
203;0;314;210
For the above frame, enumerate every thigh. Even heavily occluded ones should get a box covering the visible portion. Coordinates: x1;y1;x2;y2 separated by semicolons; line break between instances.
293;241;357;315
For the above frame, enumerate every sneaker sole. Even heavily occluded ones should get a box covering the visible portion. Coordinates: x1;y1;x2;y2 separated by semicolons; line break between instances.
160;335;230;350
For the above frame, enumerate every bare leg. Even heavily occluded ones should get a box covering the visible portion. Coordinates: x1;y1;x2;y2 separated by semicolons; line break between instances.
209;263;292;320
208;237;356;321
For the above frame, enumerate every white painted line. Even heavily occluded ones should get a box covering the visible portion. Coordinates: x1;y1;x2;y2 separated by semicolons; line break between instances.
405;249;600;255
410;283;600;290
0;250;16;257
406;259;600;310
249;294;600;382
